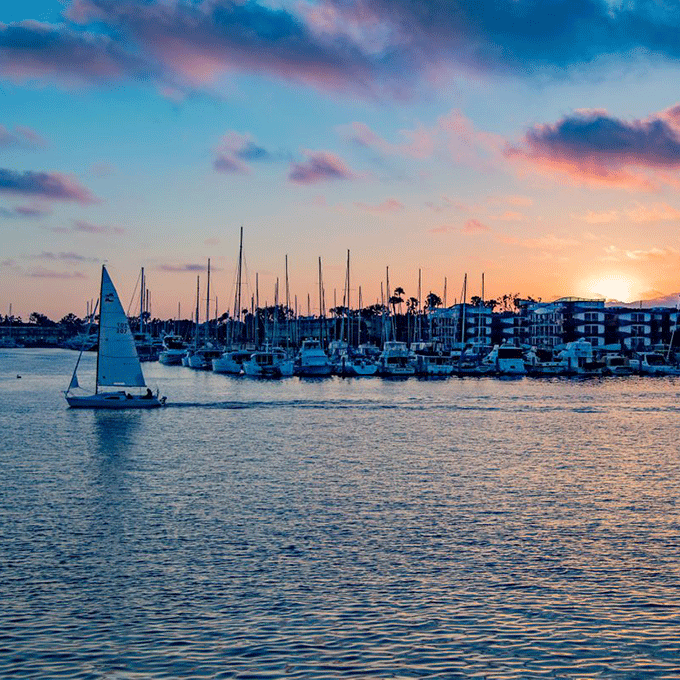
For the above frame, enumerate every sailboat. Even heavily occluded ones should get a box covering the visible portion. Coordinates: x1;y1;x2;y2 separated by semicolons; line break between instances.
65;265;166;408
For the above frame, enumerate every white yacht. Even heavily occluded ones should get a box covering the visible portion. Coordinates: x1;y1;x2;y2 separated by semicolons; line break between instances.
630;352;680;375
337;350;378;376
158;334;188;365
556;340;605;376
212;349;251;374
411;343;453;376
296;339;332;376
524;347;564;376
186;346;223;370
243;348;294;377
377;341;415;376
603;354;634;376
482;344;526;375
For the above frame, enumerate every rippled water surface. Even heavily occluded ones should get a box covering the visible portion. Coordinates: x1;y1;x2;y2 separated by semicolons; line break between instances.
2;348;680;678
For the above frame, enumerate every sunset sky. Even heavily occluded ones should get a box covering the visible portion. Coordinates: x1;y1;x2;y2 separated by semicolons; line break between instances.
4;0;680;319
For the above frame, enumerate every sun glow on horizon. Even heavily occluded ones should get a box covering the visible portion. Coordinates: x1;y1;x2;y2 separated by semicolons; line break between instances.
585;273;641;303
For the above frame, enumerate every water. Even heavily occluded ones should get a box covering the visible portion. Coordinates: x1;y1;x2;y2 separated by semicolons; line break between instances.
2;349;680;678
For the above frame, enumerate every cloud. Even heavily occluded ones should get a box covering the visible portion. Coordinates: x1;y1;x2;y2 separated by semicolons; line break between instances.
575;210;619;224
505;106;680;189
213;131;284;175
317;0;680;79
429;218;490;234
158;263;207;272
73;219;123;235
0;20;151;87
0;124;47;148
354;198;404;213
627;202;680;222
462;219;490;234
35;251;98;262
601;244;680;263
66;0;402;98
0;203;51;219
341;111;501;168
6;1;680;101
0;169;98;203
289;150;357;184
28;267;87;279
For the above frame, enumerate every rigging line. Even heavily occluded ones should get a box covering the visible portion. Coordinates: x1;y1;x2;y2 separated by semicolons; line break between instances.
126;269;142;317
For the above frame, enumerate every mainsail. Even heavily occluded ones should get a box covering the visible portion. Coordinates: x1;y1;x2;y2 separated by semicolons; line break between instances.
96;266;146;389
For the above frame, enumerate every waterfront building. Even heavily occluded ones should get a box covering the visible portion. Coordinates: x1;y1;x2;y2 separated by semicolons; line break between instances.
429;304;492;350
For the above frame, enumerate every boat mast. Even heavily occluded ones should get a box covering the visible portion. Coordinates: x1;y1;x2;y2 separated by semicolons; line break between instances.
285;254;290;349
95;265;105;394
358;285;362;345
461;273;467;347
418;268;422;344
233;227;243;346
318;257;324;345
140;267;145;336
205;258;211;345
346;250;351;346
255;272;260;349
194;275;200;349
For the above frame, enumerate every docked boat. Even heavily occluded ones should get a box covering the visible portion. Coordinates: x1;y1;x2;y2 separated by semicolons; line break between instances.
377;341;415;376
524;347;564;376
296;339;332;376
212;348;251;374
481;344;526;375
64;265;166;409
556;340;605;376
337;349;378;376
630;352;680;375
603;353;634;376
158;334;188;365
186;346;223;370
411;343;453;376
243;348;294;377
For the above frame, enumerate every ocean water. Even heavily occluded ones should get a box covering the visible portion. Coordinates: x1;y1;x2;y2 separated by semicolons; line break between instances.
2;348;680;679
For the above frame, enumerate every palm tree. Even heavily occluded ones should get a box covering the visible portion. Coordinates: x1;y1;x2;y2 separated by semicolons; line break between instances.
425;292;442;311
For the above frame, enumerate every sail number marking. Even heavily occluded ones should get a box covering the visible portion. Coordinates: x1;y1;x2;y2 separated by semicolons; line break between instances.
116;323;128;334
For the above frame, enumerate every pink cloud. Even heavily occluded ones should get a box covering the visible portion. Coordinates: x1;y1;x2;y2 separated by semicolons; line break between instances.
0;124;47;148
28;267;87;279
66;0;397;98
73;219;124;235
0;20;148;87
354;198;404;213
462;219;490;233
0;169;99;204
626;202;680;223
505;106;680;190
289;150;356;184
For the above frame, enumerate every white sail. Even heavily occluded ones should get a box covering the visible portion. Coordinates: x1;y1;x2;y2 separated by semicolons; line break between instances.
97;266;146;388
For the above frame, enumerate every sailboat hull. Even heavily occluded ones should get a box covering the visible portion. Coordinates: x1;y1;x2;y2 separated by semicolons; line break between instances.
66;392;165;409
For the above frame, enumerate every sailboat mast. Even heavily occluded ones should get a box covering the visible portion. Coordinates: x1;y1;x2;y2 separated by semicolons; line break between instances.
140;267;145;335
95;265;105;394
285;254;290;349
205;258;211;344
233;227;243;345
461;273;467;346
418;268;422;343
318;257;324;344
195;275;200;349
346;250;351;345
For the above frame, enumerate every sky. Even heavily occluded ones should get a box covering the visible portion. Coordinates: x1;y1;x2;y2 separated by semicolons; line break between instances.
4;0;680;320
